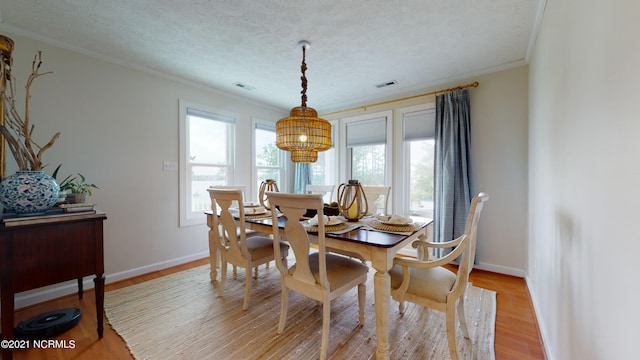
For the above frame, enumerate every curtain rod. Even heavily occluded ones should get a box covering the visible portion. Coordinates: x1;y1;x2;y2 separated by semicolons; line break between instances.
321;81;479;117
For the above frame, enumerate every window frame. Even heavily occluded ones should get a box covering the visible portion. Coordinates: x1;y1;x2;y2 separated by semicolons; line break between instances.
309;120;339;187
179;99;237;227
340;110;393;197
251;117;287;197
393;102;436;216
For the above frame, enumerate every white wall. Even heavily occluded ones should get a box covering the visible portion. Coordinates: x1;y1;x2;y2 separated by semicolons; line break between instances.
324;66;529;276
528;1;640;359
471;67;528;274
3;33;287;306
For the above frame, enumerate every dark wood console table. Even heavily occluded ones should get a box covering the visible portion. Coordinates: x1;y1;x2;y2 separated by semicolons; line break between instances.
0;211;107;360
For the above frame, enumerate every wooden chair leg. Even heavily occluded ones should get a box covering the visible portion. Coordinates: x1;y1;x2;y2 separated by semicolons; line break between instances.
457;295;470;339
243;266;251;310
320;300;330;360
446;303;459;360
357;283;365;324
218;259;227;297
278;287;289;334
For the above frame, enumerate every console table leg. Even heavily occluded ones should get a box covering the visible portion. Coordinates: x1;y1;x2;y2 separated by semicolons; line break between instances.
1;291;15;360
77;277;84;299
94;274;105;338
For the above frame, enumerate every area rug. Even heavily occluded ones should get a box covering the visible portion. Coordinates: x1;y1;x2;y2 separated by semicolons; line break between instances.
105;264;496;359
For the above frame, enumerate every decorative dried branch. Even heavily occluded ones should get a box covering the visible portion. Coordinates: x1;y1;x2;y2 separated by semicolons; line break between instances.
0;50;59;171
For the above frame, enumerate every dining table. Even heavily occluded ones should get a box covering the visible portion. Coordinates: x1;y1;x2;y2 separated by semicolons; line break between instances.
204;209;433;360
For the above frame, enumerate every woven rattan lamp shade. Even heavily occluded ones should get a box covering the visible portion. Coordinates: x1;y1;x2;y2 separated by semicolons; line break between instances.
276;106;331;163
276;41;332;163
289;150;317;163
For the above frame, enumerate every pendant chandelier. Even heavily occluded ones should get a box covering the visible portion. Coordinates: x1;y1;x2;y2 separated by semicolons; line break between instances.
276;41;331;163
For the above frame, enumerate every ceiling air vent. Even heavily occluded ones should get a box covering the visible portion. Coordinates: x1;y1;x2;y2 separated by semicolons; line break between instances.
375;80;397;88
233;82;255;91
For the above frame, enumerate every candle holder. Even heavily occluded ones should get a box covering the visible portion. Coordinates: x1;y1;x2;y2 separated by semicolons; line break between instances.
337;180;368;222
258;179;279;210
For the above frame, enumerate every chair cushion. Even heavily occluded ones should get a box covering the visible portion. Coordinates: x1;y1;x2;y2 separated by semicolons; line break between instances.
308;253;368;291
389;264;456;303
245;236;289;261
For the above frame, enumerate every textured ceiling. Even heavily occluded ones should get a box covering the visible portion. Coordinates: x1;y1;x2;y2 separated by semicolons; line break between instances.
0;0;541;113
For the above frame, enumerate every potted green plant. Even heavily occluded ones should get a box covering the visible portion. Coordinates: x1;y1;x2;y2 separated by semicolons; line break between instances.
51;164;74;203
64;173;99;204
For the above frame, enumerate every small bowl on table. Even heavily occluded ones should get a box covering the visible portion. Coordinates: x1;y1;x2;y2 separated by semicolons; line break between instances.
323;206;340;216
303;206;340;218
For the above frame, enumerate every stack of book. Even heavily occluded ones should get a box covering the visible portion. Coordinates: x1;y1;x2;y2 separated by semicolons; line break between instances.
1;203;97;227
58;203;96;213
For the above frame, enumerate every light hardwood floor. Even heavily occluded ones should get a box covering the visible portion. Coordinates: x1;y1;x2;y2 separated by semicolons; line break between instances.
6;258;546;359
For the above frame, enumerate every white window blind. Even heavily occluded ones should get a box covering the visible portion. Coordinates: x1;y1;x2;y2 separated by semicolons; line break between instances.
187;108;235;124
255;122;275;132
346;117;387;147
403;108;435;141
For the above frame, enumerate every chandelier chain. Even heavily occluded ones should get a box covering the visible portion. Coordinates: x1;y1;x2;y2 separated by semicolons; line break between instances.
275;40;331;163
300;45;307;107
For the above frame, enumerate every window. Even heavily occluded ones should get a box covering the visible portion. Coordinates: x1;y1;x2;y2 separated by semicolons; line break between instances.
403;108;435;218
309;122;337;186
253;121;285;193
179;100;236;226
345;115;390;186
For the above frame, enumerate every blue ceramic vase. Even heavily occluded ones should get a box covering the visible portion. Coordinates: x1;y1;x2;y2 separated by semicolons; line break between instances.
0;171;60;214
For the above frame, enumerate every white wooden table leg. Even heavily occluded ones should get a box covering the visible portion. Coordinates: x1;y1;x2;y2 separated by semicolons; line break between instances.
374;269;391;360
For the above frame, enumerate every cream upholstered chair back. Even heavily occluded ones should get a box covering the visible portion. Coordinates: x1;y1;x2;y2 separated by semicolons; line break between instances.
389;192;488;360
305;184;335;203
362;186;391;215
266;192;368;360
209;189;289;310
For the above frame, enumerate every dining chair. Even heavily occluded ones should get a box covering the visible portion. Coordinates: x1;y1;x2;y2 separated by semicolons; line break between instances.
305;184;335;204
362;185;391;215
266;192;368;360
209;184;254;209
208;185;270;278
388;192;488;360
209;185;265;237
209;189;289;310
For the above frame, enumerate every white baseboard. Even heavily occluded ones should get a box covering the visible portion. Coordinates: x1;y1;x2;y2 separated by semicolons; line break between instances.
525;274;553;360
13;251;210;310
396;248;525;278
474;261;525;277
105;251;209;284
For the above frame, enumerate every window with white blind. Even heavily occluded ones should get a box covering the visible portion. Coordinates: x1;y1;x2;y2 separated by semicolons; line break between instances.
179;100;236;226
345;115;389;186
253;121;285;193
403;107;435;218
309;122;337;186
